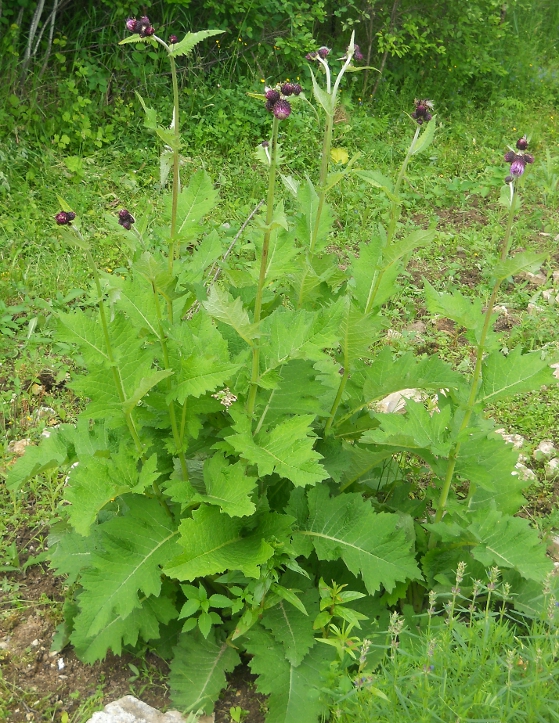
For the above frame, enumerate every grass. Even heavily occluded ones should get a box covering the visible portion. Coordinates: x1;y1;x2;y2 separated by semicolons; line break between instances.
1;84;559;721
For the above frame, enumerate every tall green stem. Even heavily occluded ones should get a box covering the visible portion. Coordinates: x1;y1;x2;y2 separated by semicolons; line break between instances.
432;188;517;528
247;116;280;417
168;54;181;280
310;112;334;254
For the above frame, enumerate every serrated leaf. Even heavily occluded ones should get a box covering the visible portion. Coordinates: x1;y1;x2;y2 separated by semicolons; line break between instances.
455;433;520;498
295;177;333;252
228;413;328;487
74;496;180;638
308;66;334;116
381;229;434;267
118;273;161;339
122;369;174;413
179;230;223;286
340;298;382;365
261;589;319;666
134;91;158;129
330;147;349;164
193;453;256;517
203;285;259;345
350;236;384;310
246;626;334;723
362;400;452;456
167;170;218;240
295;486;420;594
411;117;436;155
169;29;224;58
353;170;399;202
468;510;552;581
48;523;95;584
72;593;176;663
170;631;240;713
493;250;546;281
6;426;71;491
478;347;555;404
424;280;484;331
164;506;293;580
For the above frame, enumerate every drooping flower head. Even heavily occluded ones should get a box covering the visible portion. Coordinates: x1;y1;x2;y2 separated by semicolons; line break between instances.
169;34;178;45
273;99;291;120
305;51;318;61
263;82;300;120
411;98;434;125
504;135;534;182
118;209;135;230
352;44;364;62
291;83;302;96
125;17;138;33
55;211;76;225
265;88;281;103
510;158;526;178
136;16;154;38
318;46;330;59
281;82;295;96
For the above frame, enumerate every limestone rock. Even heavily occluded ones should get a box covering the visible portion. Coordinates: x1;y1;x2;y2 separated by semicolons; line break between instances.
513;462;537;482
495;428;525;449
7;438;31;456
86;696;214;723
545;458;559;479
533;440;557;461
376;388;425;414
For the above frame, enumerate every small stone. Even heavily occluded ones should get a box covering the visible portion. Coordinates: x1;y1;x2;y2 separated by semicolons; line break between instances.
533;440;556;461
31;639;39;647
527;302;542;315
542;289;556;305
85;696;213;723
406;321;426;333
545;458;559;479
58;674;68;680
495;429;525;448
552;270;559;285
551;363;559;380
0;641;9;650
8;439;31;456
57;658;65;670
376;389;426;414
522;271;547;286
514;462;537;481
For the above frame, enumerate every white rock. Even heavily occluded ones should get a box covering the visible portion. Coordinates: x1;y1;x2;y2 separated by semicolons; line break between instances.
7;439;31;456
513;462;537;481
86;696;213;723
551;363;559;380
545;458;559;479
376;389;425;414
533;440;556;460
523;271;547;286
495;429;525;448
543;289;556;305
527;302;543;315
493;305;509;315
552;270;559;285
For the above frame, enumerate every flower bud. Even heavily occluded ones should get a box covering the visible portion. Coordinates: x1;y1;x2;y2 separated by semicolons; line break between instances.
169;35;178;44
281;82;295;96
318;46;330;58
126;17;138;33
504;175;514;184
516;135;528;150
523;153;534;164
118;209;135;228
261;141;269;148
510;158;526;177
273;99;291;120
265;89;280;103
305;51;318;61
137;16;154;38
55;211;74;225
265;99;276;112
504;150;516;162
353;44;364;61
291;83;302;95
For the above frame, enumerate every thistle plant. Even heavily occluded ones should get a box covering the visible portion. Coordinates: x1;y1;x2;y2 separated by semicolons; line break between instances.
8;21;557;723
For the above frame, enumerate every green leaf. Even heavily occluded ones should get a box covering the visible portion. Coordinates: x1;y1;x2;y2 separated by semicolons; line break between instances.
72;496;180;639
6;426;72;491
295;177;333;252
362;400;452;456
134;91;158;129
261;589;319;666
48;523;95;585
308;67;334;116
468;510;552;582
493;251;546;281
424;281;484;331
167;170;218;240
72;593;176;663
122;369;174;414
203;285;259;346
478;347;555;404
170;631;240;713
228;413;328;487
164;506;293;580
169;29;225;58
410;117;436;156
381;229;434;267
340;299;383;365
353;170;399;202
179;230;223;286
192;453;256;517
295;486;420;594
246;626;334;723
350;236;384;310
118;273;161;339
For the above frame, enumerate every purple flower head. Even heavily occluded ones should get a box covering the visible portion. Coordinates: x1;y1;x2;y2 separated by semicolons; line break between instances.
504;175;514;184
118;209;135;228
281;82;295;96
510;158;526;177
504;150;516;163
353;44;364;61
291;83;302;96
169;34;178;44
411;98;434;124
516;135;528;151
523;153;534;164
273;99;291;120
305;51;318;61
261;141;269;148
318;46;330;59
126;17;138;33
265;98;276;113
55;211;75;225
137;16;154;38
265;88;281;103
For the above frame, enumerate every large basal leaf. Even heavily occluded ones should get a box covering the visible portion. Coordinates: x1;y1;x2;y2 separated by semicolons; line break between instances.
192;453;256;517
164;506;293;580
478;347;555;404
261;589;319;666
73;496;181;639
468;509;552;582
228;413;328;487
424;281;485;332
166;170;218;239
362;400;452;457
294;486;420;594
381;229;434;267
170;631;240;713
48;522;96;585
203;285;259;346
72;593;177;663
245;625;334;723
340;298;383;365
